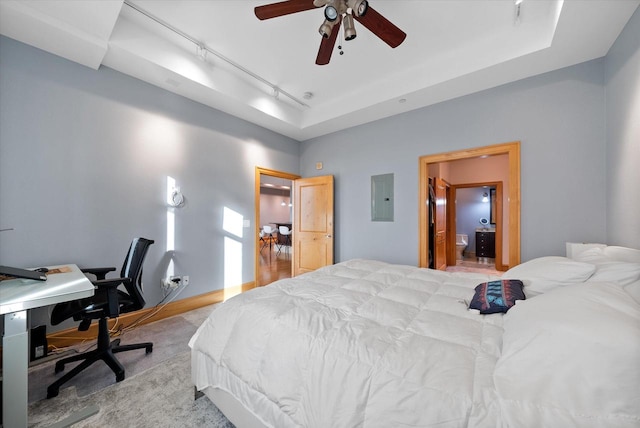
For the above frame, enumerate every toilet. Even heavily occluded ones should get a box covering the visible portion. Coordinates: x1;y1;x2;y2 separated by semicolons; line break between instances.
456;234;468;261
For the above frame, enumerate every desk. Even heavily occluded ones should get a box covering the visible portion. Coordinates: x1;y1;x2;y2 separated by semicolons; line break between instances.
1;264;94;428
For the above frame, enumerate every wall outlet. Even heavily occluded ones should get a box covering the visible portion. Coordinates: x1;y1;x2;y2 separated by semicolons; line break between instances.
183;275;189;286
169;276;181;288
162;276;181;292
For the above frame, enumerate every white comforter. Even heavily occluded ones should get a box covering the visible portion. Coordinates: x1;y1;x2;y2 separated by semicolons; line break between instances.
189;259;505;427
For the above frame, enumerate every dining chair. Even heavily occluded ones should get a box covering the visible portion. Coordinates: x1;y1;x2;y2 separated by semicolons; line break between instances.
277;225;292;255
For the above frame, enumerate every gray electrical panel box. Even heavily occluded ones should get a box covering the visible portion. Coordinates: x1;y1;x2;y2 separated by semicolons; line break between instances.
371;173;394;221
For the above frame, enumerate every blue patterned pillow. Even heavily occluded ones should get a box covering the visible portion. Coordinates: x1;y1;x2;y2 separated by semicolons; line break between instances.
469;279;525;314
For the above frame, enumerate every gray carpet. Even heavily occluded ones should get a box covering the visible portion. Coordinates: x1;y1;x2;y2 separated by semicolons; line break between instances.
26;305;235;427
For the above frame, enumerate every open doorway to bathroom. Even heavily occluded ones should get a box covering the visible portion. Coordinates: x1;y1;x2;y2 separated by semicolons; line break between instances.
418;141;520;272
451;182;503;274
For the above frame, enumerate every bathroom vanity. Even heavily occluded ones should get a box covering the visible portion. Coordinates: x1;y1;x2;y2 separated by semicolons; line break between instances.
475;230;496;259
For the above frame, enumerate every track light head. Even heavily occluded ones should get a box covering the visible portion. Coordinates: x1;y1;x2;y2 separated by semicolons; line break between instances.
196;44;207;61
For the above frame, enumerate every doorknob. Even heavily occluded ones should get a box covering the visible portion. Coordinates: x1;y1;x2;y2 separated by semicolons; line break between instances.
326;234;332;238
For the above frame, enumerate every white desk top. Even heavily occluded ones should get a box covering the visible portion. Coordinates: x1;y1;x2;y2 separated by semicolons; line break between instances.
0;264;94;315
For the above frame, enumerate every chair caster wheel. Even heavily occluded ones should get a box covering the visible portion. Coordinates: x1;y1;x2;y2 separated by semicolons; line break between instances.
54;362;65;373
145;345;153;354
116;372;125;382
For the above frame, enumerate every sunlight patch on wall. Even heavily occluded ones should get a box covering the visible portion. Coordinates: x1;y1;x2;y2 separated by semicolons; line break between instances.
166;176;176;279
223;236;242;291
223;206;244;239
223;206;244;294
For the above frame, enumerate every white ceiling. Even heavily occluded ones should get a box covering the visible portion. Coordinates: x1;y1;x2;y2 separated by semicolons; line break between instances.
1;0;638;141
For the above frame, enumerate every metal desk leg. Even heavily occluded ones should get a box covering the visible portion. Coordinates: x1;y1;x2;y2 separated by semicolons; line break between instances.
3;310;28;428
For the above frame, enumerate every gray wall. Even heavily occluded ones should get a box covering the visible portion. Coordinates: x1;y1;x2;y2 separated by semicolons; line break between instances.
0;36;299;328
604;7;640;249
300;59;608;265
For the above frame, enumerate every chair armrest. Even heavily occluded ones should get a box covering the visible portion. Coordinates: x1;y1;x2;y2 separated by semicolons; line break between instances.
93;277;132;318
81;267;117;280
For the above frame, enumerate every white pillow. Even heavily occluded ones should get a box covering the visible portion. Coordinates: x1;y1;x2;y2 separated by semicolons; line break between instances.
604;246;640;263
503;256;596;294
573;246;610;264
575;246;640;265
566;242;606;260
494;282;640;428
588;261;640;286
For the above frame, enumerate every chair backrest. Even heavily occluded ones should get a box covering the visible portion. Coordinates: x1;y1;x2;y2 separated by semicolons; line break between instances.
279;226;290;235
263;225;273;234
119;237;154;311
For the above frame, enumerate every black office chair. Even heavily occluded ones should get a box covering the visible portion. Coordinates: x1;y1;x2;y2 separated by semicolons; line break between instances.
47;238;155;398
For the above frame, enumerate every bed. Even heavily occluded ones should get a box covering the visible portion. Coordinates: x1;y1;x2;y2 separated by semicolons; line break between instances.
189;244;640;428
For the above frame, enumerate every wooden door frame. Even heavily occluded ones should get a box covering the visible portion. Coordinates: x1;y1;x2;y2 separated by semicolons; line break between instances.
418;141;520;269
255;167;301;286
450;181;504;271
445;183;455;267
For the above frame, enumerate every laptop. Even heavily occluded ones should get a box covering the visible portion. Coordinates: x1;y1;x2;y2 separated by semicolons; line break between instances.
0;265;47;281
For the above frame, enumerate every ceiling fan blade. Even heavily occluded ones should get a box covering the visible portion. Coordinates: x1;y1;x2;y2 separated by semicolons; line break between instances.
255;0;317;20
316;18;341;65
354;5;406;48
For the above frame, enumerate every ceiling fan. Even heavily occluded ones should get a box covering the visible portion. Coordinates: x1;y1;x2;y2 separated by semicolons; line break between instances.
255;0;406;65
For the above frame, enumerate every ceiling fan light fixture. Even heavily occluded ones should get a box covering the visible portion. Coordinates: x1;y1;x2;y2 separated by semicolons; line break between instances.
319;19;337;38
343;14;356;40
348;0;368;17
324;5;338;22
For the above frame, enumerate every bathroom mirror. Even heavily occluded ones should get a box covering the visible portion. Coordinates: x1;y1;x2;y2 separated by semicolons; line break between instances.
490;188;497;224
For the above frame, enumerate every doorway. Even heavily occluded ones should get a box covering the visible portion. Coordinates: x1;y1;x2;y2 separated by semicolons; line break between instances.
255;167;300;286
451;182;503;271
418;141;521;270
